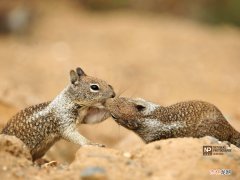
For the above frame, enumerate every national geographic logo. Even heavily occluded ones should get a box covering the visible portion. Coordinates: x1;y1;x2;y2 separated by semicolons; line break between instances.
203;145;231;156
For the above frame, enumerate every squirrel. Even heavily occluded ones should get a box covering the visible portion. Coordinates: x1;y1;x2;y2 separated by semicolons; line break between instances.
1;67;115;161
105;97;240;148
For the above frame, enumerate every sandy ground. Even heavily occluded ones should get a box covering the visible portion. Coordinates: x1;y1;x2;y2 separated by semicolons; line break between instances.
0;1;240;179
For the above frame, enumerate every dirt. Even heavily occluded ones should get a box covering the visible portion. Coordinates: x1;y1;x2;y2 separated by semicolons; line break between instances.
0;135;239;180
0;1;240;179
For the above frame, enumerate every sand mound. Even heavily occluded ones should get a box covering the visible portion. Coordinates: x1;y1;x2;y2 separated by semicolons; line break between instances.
0;135;239;179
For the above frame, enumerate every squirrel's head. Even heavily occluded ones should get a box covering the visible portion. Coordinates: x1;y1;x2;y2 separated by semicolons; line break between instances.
68;67;115;106
105;97;159;130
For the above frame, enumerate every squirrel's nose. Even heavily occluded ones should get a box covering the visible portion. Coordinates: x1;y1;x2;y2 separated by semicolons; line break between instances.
111;92;116;98
108;85;115;98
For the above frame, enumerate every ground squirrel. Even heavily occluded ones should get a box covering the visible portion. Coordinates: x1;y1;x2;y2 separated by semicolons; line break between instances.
105;97;240;147
1;67;115;161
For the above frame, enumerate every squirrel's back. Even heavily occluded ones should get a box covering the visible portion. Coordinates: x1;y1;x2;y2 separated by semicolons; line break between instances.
1;102;54;146
106;98;240;147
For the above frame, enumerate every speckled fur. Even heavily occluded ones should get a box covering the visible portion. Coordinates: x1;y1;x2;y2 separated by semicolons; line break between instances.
1;68;115;160
106;98;240;147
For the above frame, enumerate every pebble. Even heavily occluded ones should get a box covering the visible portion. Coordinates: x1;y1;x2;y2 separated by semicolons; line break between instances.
80;166;107;180
123;152;132;158
154;145;161;150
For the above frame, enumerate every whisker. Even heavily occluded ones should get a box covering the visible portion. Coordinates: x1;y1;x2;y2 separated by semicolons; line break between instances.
116;87;129;98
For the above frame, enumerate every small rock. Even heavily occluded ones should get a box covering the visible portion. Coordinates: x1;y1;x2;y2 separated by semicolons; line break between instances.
80;166;107;180
154;144;161;150
146;171;153;177
125;160;132;165
123;152;132;158
2;166;7;171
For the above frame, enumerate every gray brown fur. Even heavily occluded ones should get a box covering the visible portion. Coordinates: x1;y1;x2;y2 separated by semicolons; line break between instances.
1;67;115;161
106;97;240;147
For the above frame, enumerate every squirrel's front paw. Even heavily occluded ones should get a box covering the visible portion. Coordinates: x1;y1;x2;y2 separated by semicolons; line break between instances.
84;142;106;147
94;143;106;147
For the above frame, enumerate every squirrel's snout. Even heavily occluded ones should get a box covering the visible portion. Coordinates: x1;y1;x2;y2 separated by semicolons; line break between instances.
105;98;116;109
111;92;116;98
108;85;115;98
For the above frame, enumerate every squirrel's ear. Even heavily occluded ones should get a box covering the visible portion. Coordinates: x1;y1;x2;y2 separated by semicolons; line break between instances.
70;70;79;85
76;67;86;77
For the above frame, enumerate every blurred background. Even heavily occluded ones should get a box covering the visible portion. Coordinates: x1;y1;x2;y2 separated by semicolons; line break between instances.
0;0;240;163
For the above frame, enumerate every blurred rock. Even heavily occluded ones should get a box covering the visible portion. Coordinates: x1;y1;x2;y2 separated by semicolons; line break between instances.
80;166;107;180
6;6;32;34
0;2;33;35
0;134;31;161
0;135;33;179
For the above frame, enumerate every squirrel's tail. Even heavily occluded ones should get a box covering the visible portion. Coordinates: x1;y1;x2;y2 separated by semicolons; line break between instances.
229;129;240;148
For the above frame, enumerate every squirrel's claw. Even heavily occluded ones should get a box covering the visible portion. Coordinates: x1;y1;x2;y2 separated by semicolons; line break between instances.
83;142;106;148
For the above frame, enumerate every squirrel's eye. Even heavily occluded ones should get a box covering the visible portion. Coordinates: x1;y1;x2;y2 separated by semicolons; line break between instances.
90;84;100;92
136;105;145;111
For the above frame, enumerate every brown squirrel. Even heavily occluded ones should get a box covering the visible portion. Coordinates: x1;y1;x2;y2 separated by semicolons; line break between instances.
1;67;115;161
106;97;240;148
